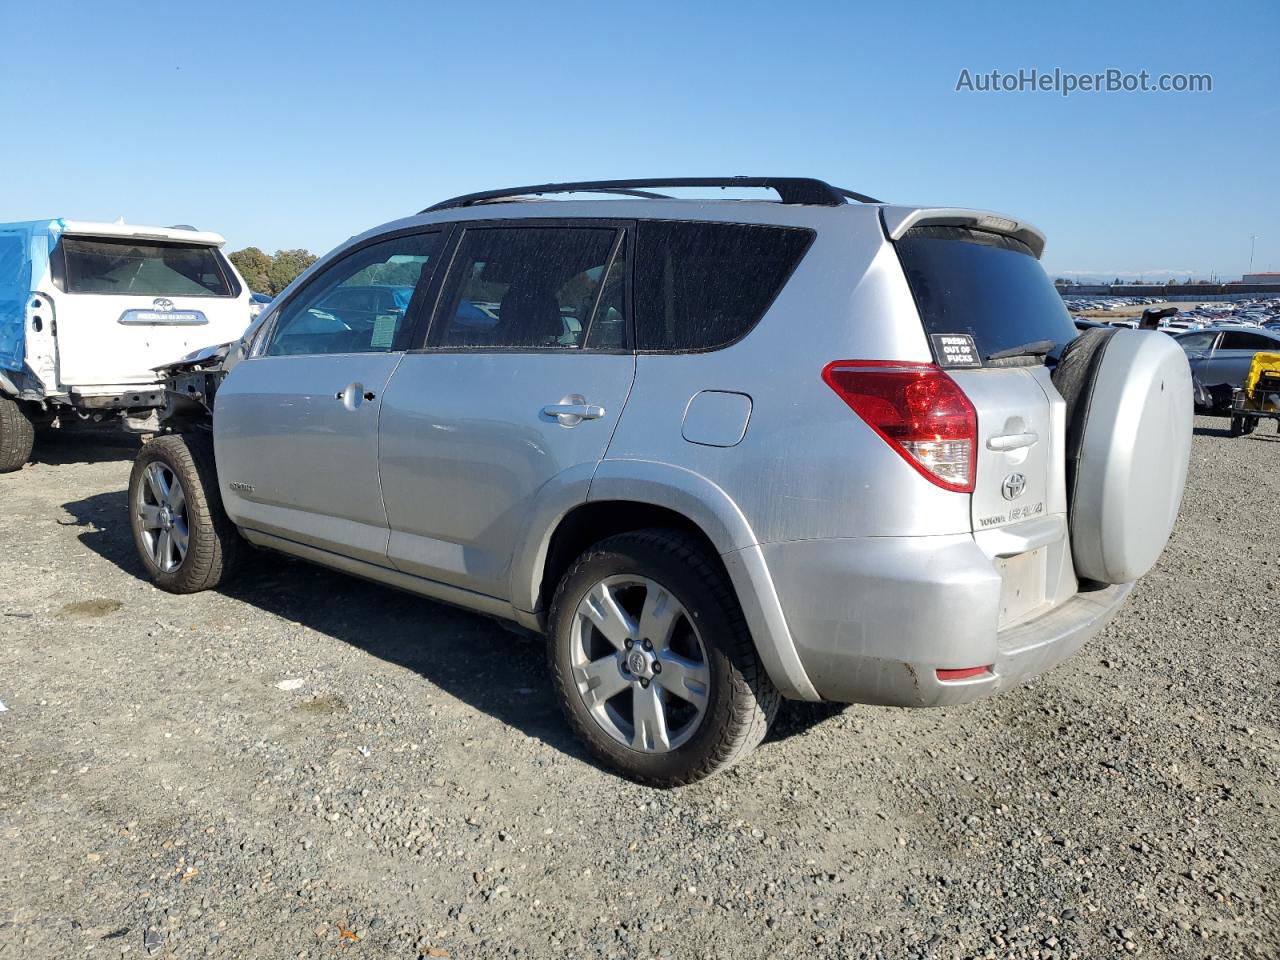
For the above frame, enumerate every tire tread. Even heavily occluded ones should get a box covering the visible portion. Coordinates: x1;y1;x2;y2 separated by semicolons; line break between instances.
130;432;241;593
0;395;35;473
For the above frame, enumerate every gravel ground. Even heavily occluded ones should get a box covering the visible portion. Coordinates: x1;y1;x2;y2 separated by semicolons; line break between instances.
1;419;1277;960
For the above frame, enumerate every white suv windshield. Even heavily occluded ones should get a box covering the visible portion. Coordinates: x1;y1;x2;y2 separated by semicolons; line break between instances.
60;237;234;297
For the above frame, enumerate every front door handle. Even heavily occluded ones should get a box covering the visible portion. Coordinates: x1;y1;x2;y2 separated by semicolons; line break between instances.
542;395;605;426
335;382;376;410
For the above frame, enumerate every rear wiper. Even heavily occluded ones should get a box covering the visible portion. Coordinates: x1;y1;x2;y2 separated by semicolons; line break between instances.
986;339;1056;361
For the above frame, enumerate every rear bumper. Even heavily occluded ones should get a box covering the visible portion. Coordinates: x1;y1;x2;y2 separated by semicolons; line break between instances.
758;535;1131;707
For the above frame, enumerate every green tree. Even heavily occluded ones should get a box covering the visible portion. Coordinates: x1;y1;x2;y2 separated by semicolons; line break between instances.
350;258;425;287
266;249;318;295
228;246;272;293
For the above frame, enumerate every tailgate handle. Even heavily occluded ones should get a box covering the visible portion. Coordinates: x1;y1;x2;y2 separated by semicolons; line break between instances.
987;431;1038;452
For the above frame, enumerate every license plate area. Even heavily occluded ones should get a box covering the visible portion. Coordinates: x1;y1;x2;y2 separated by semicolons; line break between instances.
996;547;1048;628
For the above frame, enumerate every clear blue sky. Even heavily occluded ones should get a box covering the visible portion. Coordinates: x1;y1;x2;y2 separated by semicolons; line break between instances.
3;0;1276;280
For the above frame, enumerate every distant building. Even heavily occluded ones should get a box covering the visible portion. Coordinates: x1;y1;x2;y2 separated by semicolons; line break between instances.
1242;272;1280;284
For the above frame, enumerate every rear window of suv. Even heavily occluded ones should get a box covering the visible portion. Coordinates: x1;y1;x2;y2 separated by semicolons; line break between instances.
59;237;235;297
894;226;1077;362
634;221;813;352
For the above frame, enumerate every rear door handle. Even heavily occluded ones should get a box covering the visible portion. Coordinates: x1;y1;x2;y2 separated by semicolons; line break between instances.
987;431;1038;451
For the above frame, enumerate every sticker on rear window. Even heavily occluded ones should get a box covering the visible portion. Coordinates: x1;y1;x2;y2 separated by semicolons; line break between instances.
930;334;982;368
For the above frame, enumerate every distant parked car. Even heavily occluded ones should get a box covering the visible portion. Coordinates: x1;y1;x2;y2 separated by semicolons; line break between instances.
248;292;273;321
267;284;417;350
1175;326;1280;411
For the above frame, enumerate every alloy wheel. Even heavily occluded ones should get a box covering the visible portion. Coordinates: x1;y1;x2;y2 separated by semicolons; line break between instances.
569;575;711;753
136;461;190;574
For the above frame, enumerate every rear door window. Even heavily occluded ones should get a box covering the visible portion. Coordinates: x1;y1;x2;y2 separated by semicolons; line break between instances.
59;237;235;297
1220;331;1278;350
430;226;623;350
633;221;813;352
894;226;1077;362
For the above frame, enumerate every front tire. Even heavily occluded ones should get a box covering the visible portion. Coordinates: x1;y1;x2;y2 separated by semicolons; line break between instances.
129;432;242;593
0;395;35;472
547;529;779;786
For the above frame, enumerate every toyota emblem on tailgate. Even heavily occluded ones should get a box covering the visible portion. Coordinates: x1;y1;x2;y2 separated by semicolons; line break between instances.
152;298;175;312
1001;473;1027;500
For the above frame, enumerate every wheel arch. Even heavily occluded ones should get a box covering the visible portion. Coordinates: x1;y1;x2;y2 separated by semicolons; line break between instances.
510;460;757;618
510;460;821;701
533;500;722;623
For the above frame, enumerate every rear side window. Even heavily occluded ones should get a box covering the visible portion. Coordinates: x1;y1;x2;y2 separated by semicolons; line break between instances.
60;237;235;297
894;226;1077;362
633;221;813;352
1220;331;1277;350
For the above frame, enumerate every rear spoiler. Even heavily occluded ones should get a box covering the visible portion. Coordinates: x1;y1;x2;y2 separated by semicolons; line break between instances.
880;206;1046;259
59;220;226;247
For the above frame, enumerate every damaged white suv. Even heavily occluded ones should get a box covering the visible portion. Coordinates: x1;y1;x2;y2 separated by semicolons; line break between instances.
0;219;253;470
124;177;1193;785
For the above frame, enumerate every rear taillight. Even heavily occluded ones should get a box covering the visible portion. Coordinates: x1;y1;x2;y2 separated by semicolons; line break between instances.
822;360;977;493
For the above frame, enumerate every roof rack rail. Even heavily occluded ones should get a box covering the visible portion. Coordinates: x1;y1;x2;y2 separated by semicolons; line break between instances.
421;177;880;213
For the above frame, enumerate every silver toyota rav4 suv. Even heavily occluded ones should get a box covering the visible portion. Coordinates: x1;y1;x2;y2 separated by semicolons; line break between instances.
128;177;1193;786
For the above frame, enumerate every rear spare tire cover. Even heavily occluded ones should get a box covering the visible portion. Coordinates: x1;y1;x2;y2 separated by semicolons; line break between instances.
1053;328;1193;584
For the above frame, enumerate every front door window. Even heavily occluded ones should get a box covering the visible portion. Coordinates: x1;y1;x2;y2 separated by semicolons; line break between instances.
265;233;443;356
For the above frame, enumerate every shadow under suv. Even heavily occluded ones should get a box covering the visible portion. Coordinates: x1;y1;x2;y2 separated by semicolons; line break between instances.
127;177;1194;785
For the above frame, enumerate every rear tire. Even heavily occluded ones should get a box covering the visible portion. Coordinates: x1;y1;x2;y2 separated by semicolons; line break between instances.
546;529;780;787
1229;415;1246;437
129;432;242;593
1208;385;1235;415
0;395;35;472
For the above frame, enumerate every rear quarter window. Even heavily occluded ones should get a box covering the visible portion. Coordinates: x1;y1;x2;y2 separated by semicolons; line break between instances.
633;221;813;352
894;226;1077;362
